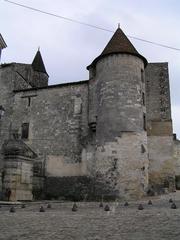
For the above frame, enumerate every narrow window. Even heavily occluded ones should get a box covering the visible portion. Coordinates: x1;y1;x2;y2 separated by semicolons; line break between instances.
112;158;118;170
142;92;145;105
141;69;144;82
143;114;146;130
141;144;146;153
21;123;29;139
28;97;31;107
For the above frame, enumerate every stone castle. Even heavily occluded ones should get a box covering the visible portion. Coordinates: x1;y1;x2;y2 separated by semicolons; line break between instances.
0;28;175;201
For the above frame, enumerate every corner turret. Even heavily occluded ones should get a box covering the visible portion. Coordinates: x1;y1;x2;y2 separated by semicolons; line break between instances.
87;27;149;199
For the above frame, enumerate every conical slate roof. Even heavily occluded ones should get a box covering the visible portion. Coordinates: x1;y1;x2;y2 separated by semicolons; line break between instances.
32;50;47;74
87;27;147;69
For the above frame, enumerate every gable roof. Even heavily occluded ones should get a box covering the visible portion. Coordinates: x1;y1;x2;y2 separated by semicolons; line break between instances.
87;27;147;69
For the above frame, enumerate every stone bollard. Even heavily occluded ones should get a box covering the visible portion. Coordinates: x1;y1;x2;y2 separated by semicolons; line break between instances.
169;198;173;203
47;203;51;209
99;202;103;208
124;202;129;207
39;206;45;212
10;206;16;213
104;204;110;211
72;203;78;212
171;203;177;209
21;204;26;209
138;204;144;210
148;200;152;205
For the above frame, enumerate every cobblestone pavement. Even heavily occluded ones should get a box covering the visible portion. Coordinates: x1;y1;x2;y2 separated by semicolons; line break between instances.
1;192;180;240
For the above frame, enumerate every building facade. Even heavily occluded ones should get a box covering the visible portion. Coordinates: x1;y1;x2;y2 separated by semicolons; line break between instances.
0;28;175;201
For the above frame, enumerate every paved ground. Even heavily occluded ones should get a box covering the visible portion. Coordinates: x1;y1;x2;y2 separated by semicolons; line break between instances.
1;192;180;240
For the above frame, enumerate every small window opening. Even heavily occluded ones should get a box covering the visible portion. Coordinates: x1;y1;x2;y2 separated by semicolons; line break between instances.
142;92;145;105
112;158;118;171
21;123;29;139
143;114;146;131
28;97;31;107
141;144;146;153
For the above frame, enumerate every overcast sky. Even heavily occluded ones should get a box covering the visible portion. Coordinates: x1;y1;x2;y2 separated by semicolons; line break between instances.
1;0;180;137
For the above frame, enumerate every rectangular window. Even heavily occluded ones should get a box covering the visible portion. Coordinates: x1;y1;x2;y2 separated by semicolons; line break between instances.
142;92;145;105
21;123;29;139
141;69;144;82
143;114;146;130
28;97;31;107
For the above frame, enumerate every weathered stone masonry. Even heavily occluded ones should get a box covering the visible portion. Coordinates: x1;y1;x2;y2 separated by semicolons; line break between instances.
0;27;175;200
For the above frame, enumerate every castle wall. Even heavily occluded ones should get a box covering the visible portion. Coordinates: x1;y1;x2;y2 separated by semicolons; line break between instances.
0;62;50;179
31;71;48;88
145;63;175;192
89;54;149;199
0;64;33;158
13;63;48;88
0;46;175;200
12;82;90;198
0;65;16;171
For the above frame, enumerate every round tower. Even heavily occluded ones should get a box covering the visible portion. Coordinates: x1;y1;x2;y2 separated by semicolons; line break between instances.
87;27;149;199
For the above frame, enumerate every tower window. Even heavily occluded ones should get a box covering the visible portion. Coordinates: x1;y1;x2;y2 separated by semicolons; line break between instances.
143;114;146;130
142;92;145;105
21;123;29;139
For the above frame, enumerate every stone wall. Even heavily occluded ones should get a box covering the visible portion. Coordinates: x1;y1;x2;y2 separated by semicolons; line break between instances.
145;63;171;122
0;64;16;170
0;63;34;176
12;81;89;197
0;58;175;200
145;63;174;192
95;132;149;199
13;63;48;89
3;155;33;201
0;62;48;166
148;136;174;192
13;82;89;161
173;137;180;189
87;54;149;199
45;176;93;200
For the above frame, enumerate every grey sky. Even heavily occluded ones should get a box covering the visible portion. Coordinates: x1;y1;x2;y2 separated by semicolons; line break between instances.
1;0;180;137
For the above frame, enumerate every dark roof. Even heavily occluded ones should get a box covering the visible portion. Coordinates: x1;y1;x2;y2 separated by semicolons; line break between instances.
0;34;7;49
87;27;147;69
0;63;14;68
32;50;47;74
